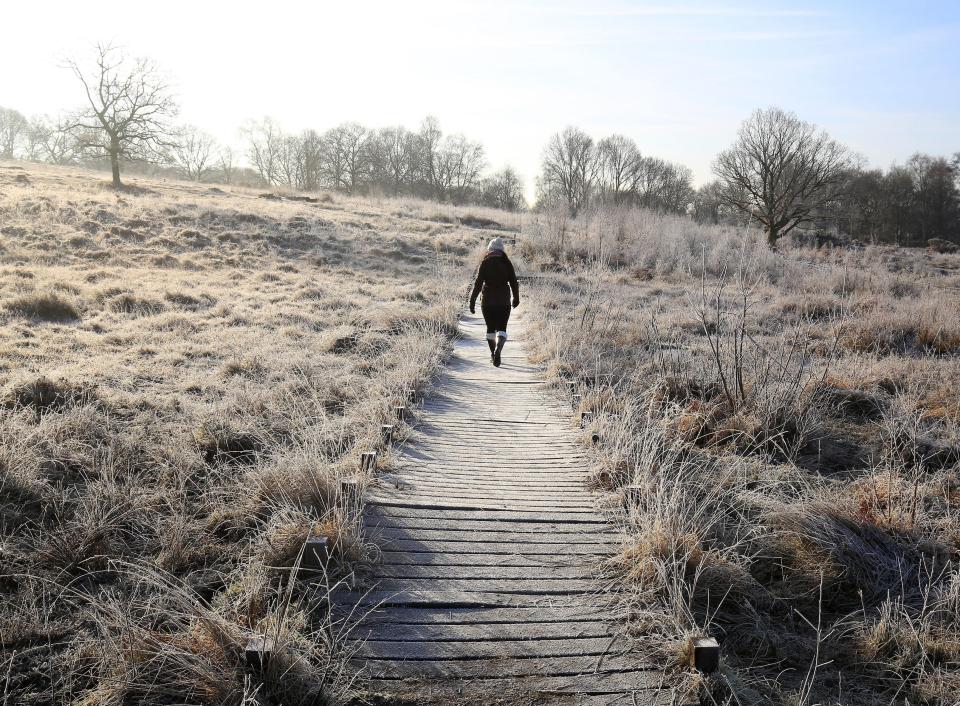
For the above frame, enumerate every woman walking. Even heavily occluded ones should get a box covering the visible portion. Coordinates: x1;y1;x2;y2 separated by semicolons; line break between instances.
469;237;520;367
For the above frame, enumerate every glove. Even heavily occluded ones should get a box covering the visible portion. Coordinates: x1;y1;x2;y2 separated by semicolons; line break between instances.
512;298;520;309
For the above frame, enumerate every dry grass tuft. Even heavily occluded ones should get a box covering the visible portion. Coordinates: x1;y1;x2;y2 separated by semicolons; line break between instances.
5;291;80;322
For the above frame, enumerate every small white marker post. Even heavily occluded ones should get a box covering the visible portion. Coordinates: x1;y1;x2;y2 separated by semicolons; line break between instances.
395;406;406;422
381;424;395;444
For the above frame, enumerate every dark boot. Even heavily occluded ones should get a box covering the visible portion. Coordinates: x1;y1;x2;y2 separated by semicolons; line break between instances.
487;337;496;363
493;335;506;367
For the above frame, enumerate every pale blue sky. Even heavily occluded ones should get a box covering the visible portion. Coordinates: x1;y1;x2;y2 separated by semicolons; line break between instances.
3;1;958;191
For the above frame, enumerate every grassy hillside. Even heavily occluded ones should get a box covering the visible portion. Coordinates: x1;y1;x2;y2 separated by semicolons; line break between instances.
520;206;960;705
0;161;512;704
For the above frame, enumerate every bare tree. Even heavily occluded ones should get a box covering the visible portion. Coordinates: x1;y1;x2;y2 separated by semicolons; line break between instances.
217;146;237;185
320;124;350;190
170;125;218;181
481;166;526;211
418;115;443;196
340;122;370;192
241;117;285;186
714;107;850;246
0;107;29;159
65;43;178;187
380;126;419;195
597;134;642;203
441;134;485;203
276;133;303;188
24;116;48;161
34;116;80;165
635;157;693;214
298;129;324;192
537;126;599;216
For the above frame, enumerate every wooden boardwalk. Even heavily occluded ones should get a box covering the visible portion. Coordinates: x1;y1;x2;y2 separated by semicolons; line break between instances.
334;313;664;704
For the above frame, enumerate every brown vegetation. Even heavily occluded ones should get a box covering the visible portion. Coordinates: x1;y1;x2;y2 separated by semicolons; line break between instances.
0;161;484;704
520;205;960;705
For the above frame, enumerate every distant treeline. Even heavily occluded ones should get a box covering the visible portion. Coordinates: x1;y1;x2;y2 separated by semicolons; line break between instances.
3;95;958;246
694;153;960;247
0;105;526;211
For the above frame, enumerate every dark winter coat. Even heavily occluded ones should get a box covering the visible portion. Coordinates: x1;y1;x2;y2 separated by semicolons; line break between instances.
470;251;519;309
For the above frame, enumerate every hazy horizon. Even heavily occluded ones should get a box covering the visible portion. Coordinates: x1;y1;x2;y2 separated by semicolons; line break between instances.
4;0;958;194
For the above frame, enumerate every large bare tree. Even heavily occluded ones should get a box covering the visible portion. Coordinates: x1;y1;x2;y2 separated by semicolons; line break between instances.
537;127;599;216
380;126;419;195
714;107;850;246
170;125;218;181
439;134;485;203
241;117;285;186
481;166;526;211
65;44;178;187
340;122;370;192
597;134;642;203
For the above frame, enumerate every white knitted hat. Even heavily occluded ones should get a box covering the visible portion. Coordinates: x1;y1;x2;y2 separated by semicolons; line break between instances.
487;237;505;251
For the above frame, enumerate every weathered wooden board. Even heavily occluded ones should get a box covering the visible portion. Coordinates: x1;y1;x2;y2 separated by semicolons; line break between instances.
354;652;650;679
373;563;595;580
371;539;613;555
367;518;613;535
377;551;608;567
356;635;631;660
352;620;614;642
362;669;663;694
367;527;618;545
342;605;617;626
367;577;599;594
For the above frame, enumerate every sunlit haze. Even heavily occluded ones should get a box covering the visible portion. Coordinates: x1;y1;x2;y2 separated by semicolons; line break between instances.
4;0;959;195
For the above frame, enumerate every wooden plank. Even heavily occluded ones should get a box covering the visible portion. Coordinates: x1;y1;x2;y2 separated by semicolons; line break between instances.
372;487;596;504
367;577;598;594
356;635;631;660
386;476;587;486
331;590;611;609
367;528;617;545
405;430;576;442
367;498;600;513
354;652;648;679
366;505;609;523
374;563;593;580
361;670;664;696
414;418;555;427
345;605;615;626
366;515;611;532
379;551;603;567
407;447;581;460
376;477;592;494
368;492;596;508
373;539;613;555
393;463;588;473
353;621;614;642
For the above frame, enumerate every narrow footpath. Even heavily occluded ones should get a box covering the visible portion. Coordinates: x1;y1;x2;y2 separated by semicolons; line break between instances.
334;313;665;704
